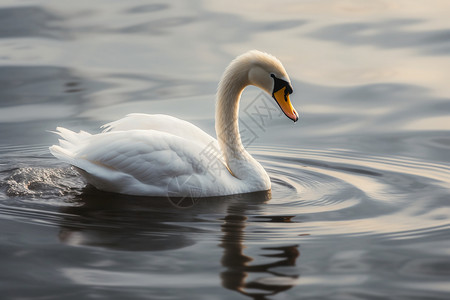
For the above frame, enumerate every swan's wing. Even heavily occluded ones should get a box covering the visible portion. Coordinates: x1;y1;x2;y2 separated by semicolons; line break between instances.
101;113;216;148
50;128;237;197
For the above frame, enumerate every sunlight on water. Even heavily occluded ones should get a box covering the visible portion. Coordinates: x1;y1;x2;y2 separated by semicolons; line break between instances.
207;1;450;98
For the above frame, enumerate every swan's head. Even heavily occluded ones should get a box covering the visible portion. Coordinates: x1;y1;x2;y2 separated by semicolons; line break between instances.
246;50;299;122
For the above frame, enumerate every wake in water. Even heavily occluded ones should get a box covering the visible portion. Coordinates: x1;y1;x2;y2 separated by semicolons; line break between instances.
3;167;84;199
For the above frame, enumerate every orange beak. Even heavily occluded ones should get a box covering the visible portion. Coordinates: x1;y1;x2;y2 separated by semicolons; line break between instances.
273;87;298;122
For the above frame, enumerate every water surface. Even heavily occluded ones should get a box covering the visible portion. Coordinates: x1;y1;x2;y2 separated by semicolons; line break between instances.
1;1;450;299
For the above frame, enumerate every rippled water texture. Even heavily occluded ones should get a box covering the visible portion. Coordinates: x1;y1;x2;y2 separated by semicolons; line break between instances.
1;1;450;299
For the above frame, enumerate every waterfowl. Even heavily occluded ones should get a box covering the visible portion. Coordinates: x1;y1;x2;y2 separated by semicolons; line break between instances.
50;50;298;197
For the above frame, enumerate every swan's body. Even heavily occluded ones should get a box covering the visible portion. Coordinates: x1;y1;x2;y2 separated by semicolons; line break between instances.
50;50;298;197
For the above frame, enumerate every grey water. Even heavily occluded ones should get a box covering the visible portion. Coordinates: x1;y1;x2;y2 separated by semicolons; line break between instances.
1;1;450;299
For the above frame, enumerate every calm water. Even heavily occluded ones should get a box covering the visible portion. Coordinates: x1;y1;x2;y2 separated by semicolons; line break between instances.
1;1;450;299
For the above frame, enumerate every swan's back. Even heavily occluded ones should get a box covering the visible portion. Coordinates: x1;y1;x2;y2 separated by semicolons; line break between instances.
50;115;245;197
102;113;216;148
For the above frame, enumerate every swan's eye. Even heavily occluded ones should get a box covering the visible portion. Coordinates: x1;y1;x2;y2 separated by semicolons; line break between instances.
271;74;293;96
284;88;290;102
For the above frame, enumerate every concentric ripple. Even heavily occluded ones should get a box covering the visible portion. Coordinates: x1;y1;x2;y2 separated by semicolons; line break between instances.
252;146;450;242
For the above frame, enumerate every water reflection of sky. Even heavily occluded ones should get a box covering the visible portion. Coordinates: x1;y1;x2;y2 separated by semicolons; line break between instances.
1;1;449;93
2;0;449;132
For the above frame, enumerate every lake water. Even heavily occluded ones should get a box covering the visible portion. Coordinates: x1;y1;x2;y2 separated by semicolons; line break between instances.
1;1;450;299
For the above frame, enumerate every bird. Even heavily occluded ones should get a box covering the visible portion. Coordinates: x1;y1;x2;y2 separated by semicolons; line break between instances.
50;50;298;197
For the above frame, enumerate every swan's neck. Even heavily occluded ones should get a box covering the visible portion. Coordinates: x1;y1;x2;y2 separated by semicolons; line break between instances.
215;62;269;187
215;72;247;161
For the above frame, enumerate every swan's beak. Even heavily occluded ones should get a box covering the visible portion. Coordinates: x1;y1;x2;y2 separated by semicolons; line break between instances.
273;87;299;122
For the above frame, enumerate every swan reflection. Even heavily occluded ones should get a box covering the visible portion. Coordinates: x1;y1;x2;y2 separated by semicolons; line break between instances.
59;188;299;297
59;187;212;251
220;210;299;299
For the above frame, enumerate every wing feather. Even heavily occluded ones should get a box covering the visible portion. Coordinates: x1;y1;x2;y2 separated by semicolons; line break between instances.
52;128;234;196
101;113;216;148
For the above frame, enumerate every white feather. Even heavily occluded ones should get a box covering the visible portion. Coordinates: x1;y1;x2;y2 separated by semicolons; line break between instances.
50;125;241;196
49;50;296;197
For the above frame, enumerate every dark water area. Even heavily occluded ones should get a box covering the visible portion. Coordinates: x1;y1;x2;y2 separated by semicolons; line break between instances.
1;1;450;299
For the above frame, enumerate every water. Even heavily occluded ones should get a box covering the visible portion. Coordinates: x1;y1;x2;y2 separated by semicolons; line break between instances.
1;0;450;299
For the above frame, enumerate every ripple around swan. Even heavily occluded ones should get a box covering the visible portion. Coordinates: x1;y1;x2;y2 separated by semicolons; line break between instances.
1;144;450;246
252;146;450;241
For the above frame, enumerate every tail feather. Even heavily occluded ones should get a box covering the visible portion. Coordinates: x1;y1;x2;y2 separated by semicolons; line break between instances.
49;127;92;165
49;145;77;165
54;127;86;144
50;128;133;194
58;139;73;150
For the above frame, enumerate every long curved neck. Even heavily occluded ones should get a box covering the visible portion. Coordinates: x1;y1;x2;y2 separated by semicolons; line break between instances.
215;60;269;186
215;59;250;166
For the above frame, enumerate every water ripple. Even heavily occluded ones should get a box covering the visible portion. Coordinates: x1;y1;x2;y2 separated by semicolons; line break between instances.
252;146;450;242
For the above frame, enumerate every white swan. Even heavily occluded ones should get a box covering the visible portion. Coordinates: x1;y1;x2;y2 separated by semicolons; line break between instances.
50;50;298;197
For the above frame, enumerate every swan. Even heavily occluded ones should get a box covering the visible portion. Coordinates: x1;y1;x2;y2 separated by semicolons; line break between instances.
50;50;298;197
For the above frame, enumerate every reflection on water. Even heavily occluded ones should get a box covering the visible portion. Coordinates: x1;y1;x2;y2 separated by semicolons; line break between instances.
56;188;301;299
57;188;269;252
220;212;299;299
310;19;450;55
59;189;199;251
0;6;64;39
